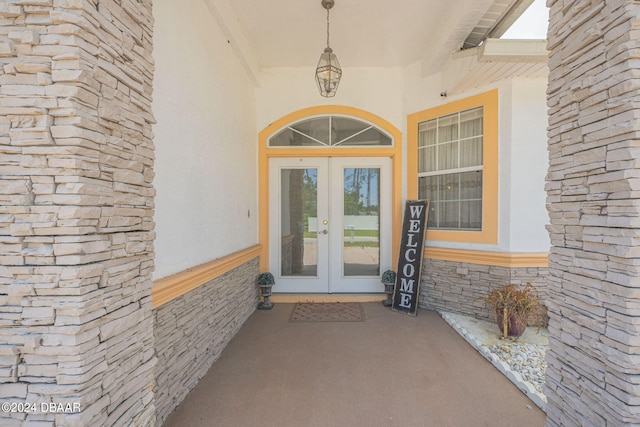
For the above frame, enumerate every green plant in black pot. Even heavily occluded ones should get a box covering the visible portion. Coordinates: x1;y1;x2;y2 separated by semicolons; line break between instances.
381;270;396;307
257;272;275;310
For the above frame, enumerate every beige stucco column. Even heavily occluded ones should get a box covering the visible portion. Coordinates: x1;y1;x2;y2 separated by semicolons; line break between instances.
546;0;640;425
0;1;156;426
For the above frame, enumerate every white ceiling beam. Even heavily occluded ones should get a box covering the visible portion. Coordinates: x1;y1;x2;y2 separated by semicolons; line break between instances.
478;38;548;62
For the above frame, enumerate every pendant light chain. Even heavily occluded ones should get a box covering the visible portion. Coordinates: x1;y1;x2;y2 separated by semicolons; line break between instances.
326;7;330;49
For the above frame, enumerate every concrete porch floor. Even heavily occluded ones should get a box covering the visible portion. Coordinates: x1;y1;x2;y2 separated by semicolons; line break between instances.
163;303;545;427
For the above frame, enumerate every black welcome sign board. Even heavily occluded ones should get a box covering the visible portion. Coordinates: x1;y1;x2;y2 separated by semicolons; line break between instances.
392;200;429;316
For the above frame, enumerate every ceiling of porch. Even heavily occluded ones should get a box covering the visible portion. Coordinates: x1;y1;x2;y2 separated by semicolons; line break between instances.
225;0;540;72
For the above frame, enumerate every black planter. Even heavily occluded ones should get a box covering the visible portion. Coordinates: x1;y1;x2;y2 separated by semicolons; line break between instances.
258;284;274;310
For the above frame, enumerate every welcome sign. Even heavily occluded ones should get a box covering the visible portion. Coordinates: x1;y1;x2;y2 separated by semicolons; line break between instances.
392;200;429;316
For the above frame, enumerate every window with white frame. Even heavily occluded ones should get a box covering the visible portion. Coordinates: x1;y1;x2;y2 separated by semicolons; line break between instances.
417;107;483;230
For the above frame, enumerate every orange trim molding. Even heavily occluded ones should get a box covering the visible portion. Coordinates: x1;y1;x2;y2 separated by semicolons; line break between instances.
408;90;499;245
152;244;262;309
424;247;548;268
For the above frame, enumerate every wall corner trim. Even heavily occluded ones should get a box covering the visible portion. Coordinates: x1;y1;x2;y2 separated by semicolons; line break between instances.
152;244;262;308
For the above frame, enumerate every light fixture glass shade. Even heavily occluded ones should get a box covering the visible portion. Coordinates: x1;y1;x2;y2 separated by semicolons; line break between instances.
315;47;342;97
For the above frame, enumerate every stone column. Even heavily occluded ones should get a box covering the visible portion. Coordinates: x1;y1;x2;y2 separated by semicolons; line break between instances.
546;0;640;425
0;1;156;426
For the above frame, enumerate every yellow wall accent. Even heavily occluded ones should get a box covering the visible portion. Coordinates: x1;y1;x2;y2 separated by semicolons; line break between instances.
152;244;262;309
258;105;403;272
424;247;548;268
407;90;499;244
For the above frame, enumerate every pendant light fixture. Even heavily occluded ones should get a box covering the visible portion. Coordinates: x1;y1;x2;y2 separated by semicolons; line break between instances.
315;0;342;97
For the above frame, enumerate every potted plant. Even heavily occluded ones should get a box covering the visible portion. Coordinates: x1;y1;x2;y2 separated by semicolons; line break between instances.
257;272;275;310
381;270;396;307
485;283;542;339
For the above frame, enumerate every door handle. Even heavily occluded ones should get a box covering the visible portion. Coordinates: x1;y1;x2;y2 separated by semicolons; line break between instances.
320;229;328;235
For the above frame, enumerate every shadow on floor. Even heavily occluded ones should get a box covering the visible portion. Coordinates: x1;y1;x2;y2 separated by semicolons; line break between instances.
164;303;545;427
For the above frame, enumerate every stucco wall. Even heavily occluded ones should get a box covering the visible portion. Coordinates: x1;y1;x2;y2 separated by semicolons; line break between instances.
507;78;550;253
153;0;258;279
404;67;549;254
257;62;549;256
256;67;404;135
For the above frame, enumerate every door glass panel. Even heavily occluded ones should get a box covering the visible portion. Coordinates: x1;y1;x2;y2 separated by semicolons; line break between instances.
335;127;392;146
268;116;392;147
290;118;330;145
269;128;324;147
343;168;380;277
280;168;318;276
333;117;369;144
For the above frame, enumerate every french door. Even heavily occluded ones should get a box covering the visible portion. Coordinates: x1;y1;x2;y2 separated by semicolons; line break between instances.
269;157;392;293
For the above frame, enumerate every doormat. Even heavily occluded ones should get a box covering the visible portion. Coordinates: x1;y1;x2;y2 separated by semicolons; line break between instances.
289;303;365;322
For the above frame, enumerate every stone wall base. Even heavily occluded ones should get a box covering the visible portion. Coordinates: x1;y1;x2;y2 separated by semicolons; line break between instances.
153;258;259;426
418;258;549;322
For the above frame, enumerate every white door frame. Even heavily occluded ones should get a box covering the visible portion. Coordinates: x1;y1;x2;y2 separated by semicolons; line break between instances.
269;156;392;294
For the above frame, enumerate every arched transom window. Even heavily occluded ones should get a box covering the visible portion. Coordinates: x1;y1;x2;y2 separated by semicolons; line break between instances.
268;116;392;147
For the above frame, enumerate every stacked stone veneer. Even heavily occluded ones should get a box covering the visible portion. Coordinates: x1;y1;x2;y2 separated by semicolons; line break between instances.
418;258;549;322
154;258;259;426
0;1;156;426
546;0;640;425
